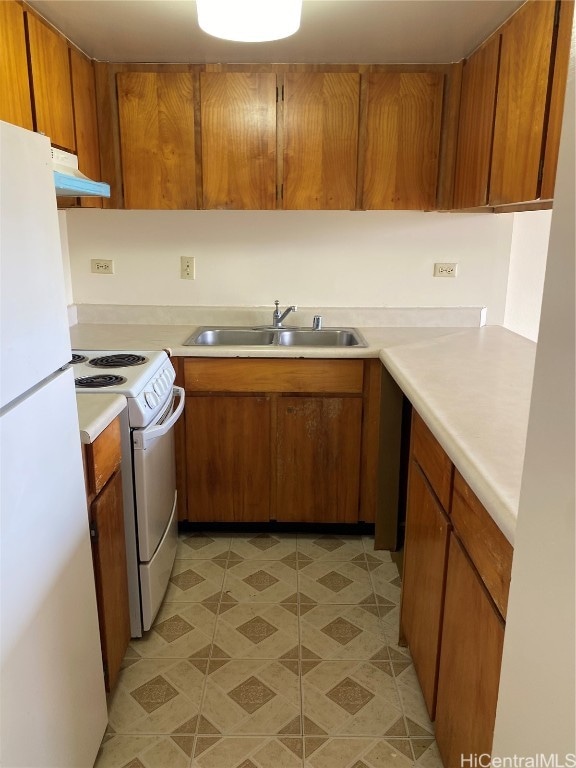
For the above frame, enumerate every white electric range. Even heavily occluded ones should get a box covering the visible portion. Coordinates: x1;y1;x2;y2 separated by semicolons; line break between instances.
72;350;185;636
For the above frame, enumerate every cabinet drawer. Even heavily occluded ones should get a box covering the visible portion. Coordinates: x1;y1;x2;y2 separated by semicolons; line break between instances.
451;470;513;619
86;417;122;495
411;410;453;510
184;358;364;394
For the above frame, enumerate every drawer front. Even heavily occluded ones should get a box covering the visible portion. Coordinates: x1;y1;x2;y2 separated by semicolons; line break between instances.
184;358;364;394
87;417;122;495
411;410;453;510
451;470;513;619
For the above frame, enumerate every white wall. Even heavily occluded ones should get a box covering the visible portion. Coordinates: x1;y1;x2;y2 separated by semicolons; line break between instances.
493;22;575;760
65;209;514;323
503;209;553;341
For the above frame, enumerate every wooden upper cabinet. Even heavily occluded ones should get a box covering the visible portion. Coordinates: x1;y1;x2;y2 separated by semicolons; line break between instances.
489;0;556;205
26;12;75;151
117;72;196;209
200;72;277;209
70;49;101;208
283;72;360;210
0;1;33;130
540;0;574;199
362;72;444;210
453;35;501;209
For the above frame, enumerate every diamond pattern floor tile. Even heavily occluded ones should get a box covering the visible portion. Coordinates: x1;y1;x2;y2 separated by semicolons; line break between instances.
192;735;304;768
94;734;192;768
301;660;402;737
98;533;444;766
129;602;218;659
223;560;298;604
297;535;365;562
107;658;205;734
298;562;376;605
213;603;299;659
165;559;227;603
202;659;301;736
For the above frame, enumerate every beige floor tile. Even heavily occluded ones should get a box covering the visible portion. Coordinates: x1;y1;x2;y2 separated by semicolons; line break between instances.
229;533;298;561
212;602;299;659
107;658;205;735
165;559;227;603
298;561;375;605
297;535;365;562
415;739;444;766
128;603;218;659
301;660;402;737
94;734;193;768
370;564;402;606
193;735;303;768
177;532;232;560
222;560;298;604
396;679;435;734
304;736;414;767
201;659;301;736
299;604;390;660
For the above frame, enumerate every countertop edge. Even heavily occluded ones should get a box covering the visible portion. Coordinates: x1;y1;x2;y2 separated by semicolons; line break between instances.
76;393;127;444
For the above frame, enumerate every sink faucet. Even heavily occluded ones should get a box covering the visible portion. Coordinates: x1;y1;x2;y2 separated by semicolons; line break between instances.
272;299;297;328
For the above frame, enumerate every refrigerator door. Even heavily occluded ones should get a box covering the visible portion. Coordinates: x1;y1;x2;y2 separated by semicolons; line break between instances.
0;368;107;768
0;121;72;408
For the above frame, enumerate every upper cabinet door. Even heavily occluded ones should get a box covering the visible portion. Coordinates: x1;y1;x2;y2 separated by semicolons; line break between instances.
70;49;101;209
0;2;32;130
26;12;75;152
117;72;196;210
283;72;360;210
362;72;444;210
452;35;501;209
200;72;277;210
489;0;556;205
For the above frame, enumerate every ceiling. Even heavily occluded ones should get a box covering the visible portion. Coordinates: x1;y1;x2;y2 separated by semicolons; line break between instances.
28;0;524;64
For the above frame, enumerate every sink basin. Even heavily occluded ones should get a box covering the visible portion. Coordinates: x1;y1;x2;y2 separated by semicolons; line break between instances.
183;326;367;348
277;329;366;347
185;328;275;345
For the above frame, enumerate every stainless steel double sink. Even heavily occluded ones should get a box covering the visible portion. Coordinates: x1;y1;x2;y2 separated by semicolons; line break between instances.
183;326;367;348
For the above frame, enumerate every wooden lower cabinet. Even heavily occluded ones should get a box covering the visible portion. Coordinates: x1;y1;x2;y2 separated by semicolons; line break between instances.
435;534;505;765
83;416;131;692
182;358;372;524
276;395;362;523
185;395;271;522
90;469;131;692
400;461;450;719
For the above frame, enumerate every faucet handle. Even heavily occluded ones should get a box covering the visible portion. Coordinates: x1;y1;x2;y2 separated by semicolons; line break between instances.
312;315;323;330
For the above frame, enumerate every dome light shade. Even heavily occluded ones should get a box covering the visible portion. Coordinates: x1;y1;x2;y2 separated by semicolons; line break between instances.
196;0;302;42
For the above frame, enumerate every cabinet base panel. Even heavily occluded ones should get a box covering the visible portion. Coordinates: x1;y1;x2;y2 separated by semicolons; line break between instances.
179;521;375;536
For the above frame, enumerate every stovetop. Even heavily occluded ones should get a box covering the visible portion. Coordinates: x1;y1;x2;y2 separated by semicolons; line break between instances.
71;350;175;428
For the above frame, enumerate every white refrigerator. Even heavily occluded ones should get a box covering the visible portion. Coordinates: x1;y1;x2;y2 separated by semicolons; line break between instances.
0;121;107;767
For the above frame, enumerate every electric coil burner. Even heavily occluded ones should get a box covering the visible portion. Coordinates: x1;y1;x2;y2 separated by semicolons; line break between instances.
75;374;127;388
88;353;148;368
72;348;185;637
70;353;88;364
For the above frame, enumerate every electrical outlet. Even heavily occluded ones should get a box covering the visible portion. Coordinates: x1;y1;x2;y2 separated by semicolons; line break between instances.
433;262;458;277
91;259;114;275
181;256;195;280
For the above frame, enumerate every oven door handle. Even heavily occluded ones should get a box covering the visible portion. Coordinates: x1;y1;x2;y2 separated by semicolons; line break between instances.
133;386;185;450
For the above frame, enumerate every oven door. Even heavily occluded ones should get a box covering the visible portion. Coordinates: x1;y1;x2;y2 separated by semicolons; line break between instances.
132;386;185;562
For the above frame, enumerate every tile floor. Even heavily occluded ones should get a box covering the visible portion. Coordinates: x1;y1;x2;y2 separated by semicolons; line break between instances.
94;532;444;768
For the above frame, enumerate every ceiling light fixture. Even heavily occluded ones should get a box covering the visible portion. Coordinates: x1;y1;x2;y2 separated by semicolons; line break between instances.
196;0;302;43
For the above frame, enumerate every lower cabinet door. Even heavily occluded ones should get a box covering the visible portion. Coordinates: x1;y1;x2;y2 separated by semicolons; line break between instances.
435;534;505;765
400;460;450;719
91;469;131;691
275;396;362;523
185;395;271;522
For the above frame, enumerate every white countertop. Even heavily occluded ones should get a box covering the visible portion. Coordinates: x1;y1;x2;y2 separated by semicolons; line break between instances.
76;393;126;444
70;322;535;543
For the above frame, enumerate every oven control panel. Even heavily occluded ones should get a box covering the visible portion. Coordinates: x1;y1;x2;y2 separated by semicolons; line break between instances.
128;362;176;428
